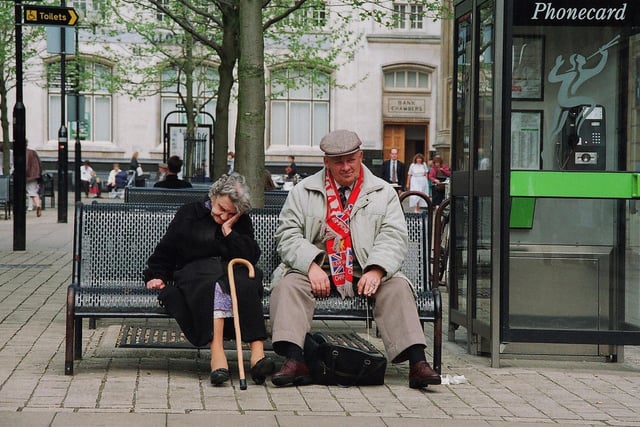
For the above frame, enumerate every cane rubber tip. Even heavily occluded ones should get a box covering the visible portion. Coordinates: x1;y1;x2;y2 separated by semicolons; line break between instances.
240;379;247;390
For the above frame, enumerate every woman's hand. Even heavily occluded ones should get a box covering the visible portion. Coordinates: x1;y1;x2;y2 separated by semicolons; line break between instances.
146;278;165;290
221;212;242;236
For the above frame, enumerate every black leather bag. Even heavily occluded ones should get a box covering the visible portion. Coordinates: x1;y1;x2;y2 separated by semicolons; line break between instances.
304;332;387;386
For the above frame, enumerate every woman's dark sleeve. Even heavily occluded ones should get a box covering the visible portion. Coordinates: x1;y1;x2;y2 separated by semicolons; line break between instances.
221;214;261;264
142;208;184;283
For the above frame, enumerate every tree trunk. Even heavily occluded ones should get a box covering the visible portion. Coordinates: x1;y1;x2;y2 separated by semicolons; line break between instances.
213;6;239;179
184;33;196;179
236;0;265;206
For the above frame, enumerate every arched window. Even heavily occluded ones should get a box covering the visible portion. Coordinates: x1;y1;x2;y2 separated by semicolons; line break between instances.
383;68;431;92
270;67;330;148
47;60;113;142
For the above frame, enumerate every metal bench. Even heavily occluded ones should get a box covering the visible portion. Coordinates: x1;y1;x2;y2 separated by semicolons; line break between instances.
124;186;289;208
263;190;288;207
0;175;10;220
65;202;441;375
124;186;208;204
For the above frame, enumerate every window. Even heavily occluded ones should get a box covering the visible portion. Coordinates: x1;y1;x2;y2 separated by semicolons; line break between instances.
384;69;431;92
156;0;170;22
393;3;424;29
160;66;218;137
270;68;330;148
71;0;106;20
286;1;327;28
47;60;113;142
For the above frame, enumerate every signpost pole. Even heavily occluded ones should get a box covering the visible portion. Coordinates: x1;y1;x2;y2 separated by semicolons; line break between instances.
13;0;26;250
57;0;68;222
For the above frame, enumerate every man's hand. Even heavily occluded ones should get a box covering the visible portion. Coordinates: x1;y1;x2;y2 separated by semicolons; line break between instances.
308;263;331;298
357;267;384;297
146;278;165;290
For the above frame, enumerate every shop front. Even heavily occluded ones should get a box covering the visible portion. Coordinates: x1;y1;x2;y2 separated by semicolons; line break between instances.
451;0;640;366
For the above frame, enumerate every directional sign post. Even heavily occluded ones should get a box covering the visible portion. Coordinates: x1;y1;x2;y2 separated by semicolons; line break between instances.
23;6;78;26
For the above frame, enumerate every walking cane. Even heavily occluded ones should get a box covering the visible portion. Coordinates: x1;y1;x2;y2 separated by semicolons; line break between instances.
227;258;254;390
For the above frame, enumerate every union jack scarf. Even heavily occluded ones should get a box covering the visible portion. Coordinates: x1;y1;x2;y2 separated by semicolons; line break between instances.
324;171;363;298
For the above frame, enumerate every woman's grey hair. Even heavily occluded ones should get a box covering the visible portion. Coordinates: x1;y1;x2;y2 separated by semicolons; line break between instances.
208;173;252;213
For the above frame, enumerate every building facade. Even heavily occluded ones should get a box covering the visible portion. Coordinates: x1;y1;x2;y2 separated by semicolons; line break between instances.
10;1;444;176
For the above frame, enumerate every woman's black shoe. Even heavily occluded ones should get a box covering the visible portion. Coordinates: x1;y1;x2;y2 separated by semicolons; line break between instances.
210;368;230;385
250;356;276;385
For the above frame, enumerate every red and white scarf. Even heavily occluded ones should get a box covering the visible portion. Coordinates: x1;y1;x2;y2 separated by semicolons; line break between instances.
325;171;363;298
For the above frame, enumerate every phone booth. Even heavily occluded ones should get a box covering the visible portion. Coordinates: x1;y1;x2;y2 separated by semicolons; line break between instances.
450;0;640;366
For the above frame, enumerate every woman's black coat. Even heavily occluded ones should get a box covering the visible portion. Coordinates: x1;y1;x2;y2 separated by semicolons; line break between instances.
143;201;264;347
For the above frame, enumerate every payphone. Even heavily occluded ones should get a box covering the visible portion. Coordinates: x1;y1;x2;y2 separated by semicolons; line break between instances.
559;105;606;170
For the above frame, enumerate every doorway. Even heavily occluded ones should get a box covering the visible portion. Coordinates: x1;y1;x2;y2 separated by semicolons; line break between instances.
382;123;429;166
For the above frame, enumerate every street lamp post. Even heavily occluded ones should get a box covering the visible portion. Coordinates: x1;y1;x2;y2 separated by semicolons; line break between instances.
13;0;26;250
57;1;68;222
74;26;81;203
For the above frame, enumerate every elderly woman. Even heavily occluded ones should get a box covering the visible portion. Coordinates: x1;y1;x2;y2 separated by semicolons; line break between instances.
143;174;275;386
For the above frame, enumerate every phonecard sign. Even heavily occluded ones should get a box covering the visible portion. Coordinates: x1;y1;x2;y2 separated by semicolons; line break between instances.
513;0;640;27
24;6;78;26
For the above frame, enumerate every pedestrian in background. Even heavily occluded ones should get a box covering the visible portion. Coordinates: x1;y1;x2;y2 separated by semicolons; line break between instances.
227;152;235;175
129;151;145;187
26;142;43;217
285;155;297;180
153;156;192;189
406;153;430;213
381;147;405;193
157;162;168;182
428;155;450;208
80;160;94;198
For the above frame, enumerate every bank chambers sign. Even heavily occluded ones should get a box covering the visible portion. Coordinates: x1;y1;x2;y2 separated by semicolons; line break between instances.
513;0;640;26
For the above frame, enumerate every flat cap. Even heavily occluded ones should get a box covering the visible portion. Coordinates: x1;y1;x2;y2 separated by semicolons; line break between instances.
319;130;362;157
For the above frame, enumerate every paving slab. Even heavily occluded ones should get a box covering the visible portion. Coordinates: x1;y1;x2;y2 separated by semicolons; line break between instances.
1;193;640;426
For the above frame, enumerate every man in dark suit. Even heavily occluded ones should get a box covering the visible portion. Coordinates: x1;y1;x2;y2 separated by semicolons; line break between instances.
381;148;405;192
154;156;192;189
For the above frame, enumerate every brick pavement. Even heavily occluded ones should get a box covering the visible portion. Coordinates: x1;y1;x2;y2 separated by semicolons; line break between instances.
0;194;640;426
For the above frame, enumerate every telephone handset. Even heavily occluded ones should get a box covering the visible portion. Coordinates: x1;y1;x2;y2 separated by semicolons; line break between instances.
559;105;606;170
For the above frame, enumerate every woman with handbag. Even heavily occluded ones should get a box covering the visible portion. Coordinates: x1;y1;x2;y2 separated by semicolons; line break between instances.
143;174;275;386
428;155;451;207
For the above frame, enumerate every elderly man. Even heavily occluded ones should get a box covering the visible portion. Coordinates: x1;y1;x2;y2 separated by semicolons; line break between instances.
269;129;441;389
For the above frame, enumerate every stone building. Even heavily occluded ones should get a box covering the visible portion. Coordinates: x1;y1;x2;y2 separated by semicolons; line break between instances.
13;1;446;177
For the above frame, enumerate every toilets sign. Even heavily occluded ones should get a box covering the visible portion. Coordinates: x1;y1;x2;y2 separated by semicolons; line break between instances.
23;6;78;26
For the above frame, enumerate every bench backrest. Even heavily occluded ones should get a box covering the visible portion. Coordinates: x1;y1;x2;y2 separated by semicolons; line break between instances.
124;187;288;208
74;203;282;290
124;187;208;204
0;175;9;202
264;190;288;207
74;202;430;294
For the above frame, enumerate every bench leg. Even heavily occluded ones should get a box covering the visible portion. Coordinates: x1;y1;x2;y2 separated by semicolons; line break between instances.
65;286;75;375
431;287;443;375
75;318;83;360
433;318;442;375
